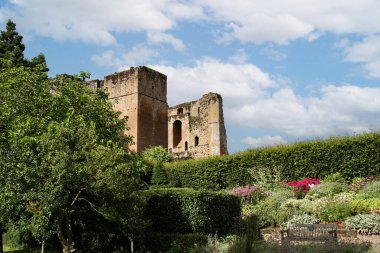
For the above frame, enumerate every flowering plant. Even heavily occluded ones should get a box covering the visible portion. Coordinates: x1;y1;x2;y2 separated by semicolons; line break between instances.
229;185;265;204
287;178;320;198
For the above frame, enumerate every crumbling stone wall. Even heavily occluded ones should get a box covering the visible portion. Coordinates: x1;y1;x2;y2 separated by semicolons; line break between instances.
168;93;228;159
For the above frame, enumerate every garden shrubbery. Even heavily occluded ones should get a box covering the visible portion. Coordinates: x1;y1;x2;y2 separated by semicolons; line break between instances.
163;133;380;190
346;214;380;235
135;188;241;236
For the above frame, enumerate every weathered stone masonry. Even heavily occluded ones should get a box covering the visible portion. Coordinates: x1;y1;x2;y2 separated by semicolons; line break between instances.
89;66;228;158
168;93;228;158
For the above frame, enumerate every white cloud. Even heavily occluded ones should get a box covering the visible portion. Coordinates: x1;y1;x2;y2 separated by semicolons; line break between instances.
3;0;203;45
91;50;120;68
199;0;380;45
242;135;287;148
147;32;186;51
152;57;278;106
343;36;380;78
92;45;158;69
5;0;380;46
153;58;380;141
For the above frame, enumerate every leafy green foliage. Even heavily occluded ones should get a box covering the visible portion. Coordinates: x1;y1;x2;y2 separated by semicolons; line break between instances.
323;172;345;183
283;214;320;227
350;198;380;214
356;180;380;199
306;182;347;199
164;133;380;190
0;65;143;252
345;214;380;235
142;146;173;186
248;166;283;191
136;188;241;236
253;188;294;227
319;202;354;222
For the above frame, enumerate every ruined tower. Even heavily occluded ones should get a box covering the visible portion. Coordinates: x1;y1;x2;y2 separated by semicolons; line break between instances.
89;66;227;158
89;66;168;152
168;93;228;159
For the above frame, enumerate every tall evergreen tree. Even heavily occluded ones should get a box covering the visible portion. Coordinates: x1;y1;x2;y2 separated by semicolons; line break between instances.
0;20;48;74
0;19;26;67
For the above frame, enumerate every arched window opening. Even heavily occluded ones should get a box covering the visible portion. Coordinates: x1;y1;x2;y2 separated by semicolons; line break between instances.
173;120;182;147
185;141;188;151
177;108;183;114
195;136;199;147
197;107;200;115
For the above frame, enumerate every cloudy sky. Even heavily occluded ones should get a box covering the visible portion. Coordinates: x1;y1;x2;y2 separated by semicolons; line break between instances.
2;0;380;153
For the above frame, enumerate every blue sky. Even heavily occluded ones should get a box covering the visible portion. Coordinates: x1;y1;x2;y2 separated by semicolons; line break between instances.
2;0;380;153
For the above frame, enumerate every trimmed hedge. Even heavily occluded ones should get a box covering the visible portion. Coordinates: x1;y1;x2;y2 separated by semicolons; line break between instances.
136;188;241;236
164;133;380;190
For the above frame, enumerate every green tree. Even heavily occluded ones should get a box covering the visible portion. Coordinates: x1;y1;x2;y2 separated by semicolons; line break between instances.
0;20;48;74
142;146;173;186
0;65;142;252
0;20;25;67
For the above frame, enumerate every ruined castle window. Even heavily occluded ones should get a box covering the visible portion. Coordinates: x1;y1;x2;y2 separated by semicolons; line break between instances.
152;85;154;91
195;136;199;146
197;107;200;115
177;108;183;114
173;120;182;147
185;141;188;151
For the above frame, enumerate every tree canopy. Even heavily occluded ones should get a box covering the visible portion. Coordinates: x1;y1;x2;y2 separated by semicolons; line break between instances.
0;61;144;252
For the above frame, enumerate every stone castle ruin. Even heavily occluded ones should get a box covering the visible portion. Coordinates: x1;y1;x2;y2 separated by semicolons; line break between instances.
88;66;228;158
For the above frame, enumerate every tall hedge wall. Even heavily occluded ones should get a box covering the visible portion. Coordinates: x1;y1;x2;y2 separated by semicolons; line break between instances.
163;133;380;190
136;188;241;236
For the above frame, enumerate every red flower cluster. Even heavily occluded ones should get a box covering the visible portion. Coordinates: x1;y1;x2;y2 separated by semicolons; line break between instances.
287;178;320;196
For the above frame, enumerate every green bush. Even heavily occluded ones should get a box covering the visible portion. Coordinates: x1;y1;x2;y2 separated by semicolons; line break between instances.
356;180;380;199
345;214;380;235
306;182;347;199
323;172;346;183
136;188;241;236
319;202;354;222
350;198;380;214
284;214;320;227
164;133;380;190
253;188;295;227
280;198;319;215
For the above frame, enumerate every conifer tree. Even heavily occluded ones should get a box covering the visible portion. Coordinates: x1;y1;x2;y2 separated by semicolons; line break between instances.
0;19;26;67
0;20;48;73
